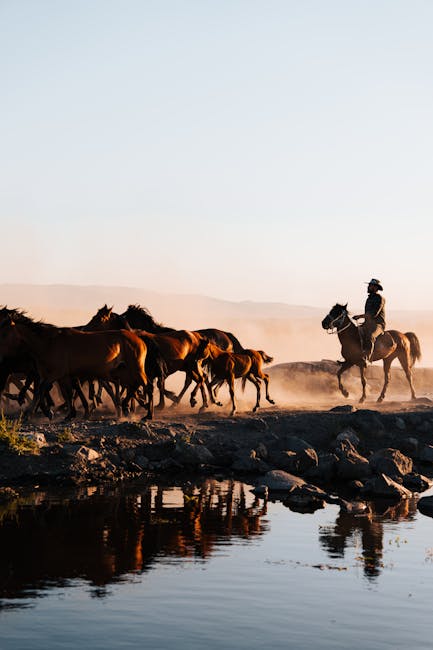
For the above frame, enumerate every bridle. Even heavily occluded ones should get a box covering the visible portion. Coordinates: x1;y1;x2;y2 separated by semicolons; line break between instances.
325;308;353;335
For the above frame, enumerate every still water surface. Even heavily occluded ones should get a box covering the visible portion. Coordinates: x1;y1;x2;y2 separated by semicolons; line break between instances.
1;480;433;650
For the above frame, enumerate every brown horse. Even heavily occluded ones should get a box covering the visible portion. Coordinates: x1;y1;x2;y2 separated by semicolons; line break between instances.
322;303;421;402
0;315;152;420
193;340;275;415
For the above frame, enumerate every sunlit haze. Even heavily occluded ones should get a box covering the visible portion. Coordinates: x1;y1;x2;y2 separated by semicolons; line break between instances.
1;1;433;309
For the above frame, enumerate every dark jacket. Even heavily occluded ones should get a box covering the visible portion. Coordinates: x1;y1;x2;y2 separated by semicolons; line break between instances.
365;293;386;327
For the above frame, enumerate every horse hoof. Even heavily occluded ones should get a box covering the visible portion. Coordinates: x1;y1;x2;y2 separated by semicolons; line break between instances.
215;401;223;407
342;390;349;398
377;397;384;403
268;399;275;405
190;399;197;408
359;397;366;404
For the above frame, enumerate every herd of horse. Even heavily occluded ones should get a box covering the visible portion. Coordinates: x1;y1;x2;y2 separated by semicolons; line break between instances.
0;301;423;421
0;304;275;420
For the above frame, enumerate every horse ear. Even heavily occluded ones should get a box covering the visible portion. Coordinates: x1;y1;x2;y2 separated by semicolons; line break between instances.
344;303;348;309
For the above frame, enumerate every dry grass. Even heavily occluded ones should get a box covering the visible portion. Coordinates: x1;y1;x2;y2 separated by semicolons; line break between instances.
0;412;39;455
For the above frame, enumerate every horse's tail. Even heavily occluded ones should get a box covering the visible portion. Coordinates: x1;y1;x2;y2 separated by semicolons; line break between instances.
257;350;273;365
405;332;422;367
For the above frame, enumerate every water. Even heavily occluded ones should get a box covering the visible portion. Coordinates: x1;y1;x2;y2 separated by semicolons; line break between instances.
1;480;433;650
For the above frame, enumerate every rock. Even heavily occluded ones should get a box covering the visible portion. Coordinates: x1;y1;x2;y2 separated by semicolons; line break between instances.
135;455;150;470
259;470;306;493
369;448;413;479
232;449;269;473
329;405;356;413
335;427;360;448
283;492;326;513
173;441;215;466
416;420;431;434
255;443;268;460
277;436;318;473
121;448;137;462
352;410;385;437
76;446;100;463
347;480;364;494
336;442;371;481
397;437;419;457
418;496;433;517
402;472;433;492
395;417;406;431
250;485;269;498
361;473;412;500
304;453;338;483
20;432;47;448
419;445;433;464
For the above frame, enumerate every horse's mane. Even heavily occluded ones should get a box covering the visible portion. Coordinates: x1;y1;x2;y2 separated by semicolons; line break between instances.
0;306;58;333
123;304;174;332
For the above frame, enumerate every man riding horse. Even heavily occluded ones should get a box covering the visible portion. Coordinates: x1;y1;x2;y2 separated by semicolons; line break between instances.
353;278;385;367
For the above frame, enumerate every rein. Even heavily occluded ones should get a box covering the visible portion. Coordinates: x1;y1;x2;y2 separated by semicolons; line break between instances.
325;310;355;335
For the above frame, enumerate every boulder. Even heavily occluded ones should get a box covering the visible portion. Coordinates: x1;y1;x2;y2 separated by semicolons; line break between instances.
397;437;419;457
402;473;433;492
259;470;306;493
418;495;433;517
336;442;371;481
361;473;412;500
419;445;433;464
338;499;370;514
395;417;406;431
304;453;338;483
20;432;47;448
232;449;269;473
276;436;318;473
369;448;413;479
173;441;214;466
75;446;100;463
335;427;360;448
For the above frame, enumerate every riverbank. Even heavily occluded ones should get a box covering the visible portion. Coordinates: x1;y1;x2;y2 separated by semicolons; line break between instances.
1;400;433;495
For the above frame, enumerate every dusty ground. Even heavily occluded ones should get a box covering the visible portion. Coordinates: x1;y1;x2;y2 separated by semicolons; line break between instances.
1;361;432;488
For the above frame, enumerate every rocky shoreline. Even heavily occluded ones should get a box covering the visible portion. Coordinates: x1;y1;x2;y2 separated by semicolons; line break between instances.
2;401;433;514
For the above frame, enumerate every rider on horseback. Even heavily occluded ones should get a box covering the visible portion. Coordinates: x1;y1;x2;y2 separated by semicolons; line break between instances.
353;278;386;367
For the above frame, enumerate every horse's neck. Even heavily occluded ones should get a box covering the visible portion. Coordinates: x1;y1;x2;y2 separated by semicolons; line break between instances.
337;318;360;344
17;322;56;356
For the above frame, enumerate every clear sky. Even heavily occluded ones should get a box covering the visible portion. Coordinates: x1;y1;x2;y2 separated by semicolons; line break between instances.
1;0;432;310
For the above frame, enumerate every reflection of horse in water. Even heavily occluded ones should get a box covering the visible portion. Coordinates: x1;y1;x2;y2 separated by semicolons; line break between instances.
0;481;267;604
319;498;416;580
322;303;421;402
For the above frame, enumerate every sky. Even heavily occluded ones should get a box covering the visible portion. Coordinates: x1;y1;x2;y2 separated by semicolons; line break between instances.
1;0;433;310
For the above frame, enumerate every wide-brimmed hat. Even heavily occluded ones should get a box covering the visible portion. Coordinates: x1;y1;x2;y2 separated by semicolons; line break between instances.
366;278;383;291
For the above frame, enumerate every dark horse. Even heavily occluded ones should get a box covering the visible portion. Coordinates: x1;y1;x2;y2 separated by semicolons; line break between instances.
322;303;421;402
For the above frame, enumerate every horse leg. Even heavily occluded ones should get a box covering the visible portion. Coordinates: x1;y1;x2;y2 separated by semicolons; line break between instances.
173;374;193;407
337;361;353;398
398;349;417;400
248;375;262;412
254;369;275;405
358;364;367;403
73;379;90;417
376;356;393;402
228;374;236;416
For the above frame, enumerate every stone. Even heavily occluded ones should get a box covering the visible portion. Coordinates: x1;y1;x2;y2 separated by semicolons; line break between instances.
395;417;406;431
397;437;419;457
20;432;47;448
304;453;338;483
329;405;356;413
361;473;412;500
402;472;433;492
336;442;371;481
259;470;306;493
335;427;360;448
135;455;150;469
419;445;433;464
418;495;433;517
76;446;100;463
173;441;214;466
255;443;268;460
338;499;369;514
278;436;318;473
369;448;413;479
232;449;269;473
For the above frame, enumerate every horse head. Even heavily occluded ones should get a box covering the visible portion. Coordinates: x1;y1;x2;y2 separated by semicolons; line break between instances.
321;303;349;331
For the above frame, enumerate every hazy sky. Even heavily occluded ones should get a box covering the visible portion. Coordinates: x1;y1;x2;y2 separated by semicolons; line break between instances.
1;1;432;310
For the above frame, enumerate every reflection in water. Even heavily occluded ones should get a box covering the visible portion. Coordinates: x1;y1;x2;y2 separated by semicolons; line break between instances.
319;497;418;580
0;481;268;607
